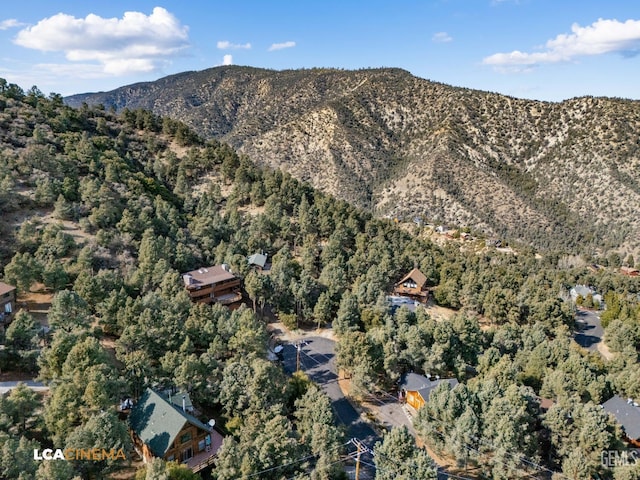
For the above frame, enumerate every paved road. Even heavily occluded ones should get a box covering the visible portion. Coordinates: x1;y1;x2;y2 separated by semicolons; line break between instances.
0;380;48;394
280;336;448;480
574;308;604;352
281;336;380;446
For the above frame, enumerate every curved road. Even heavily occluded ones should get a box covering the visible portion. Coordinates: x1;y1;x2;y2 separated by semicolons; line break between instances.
281;336;379;446
573;308;604;353
280;335;447;480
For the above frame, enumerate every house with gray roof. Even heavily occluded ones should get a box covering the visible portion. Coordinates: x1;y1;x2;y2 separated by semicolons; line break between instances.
602;395;640;447
399;372;458;410
129;388;224;472
570;284;603;306
247;253;269;271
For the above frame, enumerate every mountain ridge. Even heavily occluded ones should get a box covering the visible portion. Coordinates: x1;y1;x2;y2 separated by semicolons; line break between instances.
66;66;640;255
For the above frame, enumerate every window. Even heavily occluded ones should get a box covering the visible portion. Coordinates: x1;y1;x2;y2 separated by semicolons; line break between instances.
180;432;192;444
166;454;175;462
198;439;205;452
182;447;193;462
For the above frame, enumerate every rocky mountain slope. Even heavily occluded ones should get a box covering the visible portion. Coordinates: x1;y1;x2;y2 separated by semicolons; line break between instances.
66;66;640;254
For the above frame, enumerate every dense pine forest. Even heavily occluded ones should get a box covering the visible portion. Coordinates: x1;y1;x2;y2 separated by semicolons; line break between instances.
67;66;640;256
1;80;640;479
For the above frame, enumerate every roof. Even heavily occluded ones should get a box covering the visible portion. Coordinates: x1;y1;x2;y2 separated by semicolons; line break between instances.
537;397;555;410
621;266;640;275
571;285;594;298
129;388;212;457
602;395;640;440
0;282;16;296
395;268;427;288
182;265;236;288
161;389;194;412
400;373;458;402
247;253;268;268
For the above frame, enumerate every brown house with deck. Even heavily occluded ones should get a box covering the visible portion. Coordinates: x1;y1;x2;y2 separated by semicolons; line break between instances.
182;265;242;307
0;282;16;327
393;268;429;301
129;388;224;472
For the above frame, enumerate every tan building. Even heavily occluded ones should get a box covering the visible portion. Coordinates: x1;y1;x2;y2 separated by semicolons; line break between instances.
182;265;242;306
399;373;458;411
0;282;16;326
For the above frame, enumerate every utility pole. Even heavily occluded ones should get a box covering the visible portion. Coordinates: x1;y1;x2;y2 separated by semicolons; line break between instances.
354;440;362;480
296;342;301;373
350;438;373;480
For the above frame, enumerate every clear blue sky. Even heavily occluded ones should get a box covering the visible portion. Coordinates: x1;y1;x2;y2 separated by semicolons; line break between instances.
1;0;639;101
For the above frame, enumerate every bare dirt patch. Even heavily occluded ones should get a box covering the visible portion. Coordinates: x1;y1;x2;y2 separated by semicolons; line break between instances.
597;338;614;360
424;297;457;322
267;320;337;344
99;335;124;369
239;204;266;216
18;286;52;327
40;215;95;244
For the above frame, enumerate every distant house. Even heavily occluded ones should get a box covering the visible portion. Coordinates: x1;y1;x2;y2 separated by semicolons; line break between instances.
247;253;269;271
570;284;603;306
182;265;242;307
393;268;429;301
620;266;640;277
129;388;224;472
601;395;640;447
0;282;16;326
398;373;458;411
485;238;502;248
537;396;555;412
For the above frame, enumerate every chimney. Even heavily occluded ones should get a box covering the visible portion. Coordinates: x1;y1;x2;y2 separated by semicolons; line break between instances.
182;395;186;412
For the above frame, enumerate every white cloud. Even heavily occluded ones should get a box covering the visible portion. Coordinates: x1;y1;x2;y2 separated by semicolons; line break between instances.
13;7;189;76
483;18;640;68
432;32;452;43
0;19;25;30
222;54;233;66
268;41;296;51
217;40;251;50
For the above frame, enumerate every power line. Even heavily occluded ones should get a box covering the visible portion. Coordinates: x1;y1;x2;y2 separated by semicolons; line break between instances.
240;441;352;479
294;341;565;479
372;388;548;475
283;449;361;480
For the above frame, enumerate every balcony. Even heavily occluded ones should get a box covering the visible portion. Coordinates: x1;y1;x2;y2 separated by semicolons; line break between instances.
213;291;243;305
392;286;428;299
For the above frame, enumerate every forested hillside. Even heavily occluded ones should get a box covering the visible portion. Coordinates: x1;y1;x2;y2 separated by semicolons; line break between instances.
66;66;640;255
1;80;639;479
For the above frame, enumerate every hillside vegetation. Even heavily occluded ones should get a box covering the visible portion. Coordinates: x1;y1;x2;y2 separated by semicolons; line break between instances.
2;80;640;480
67;66;640;255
